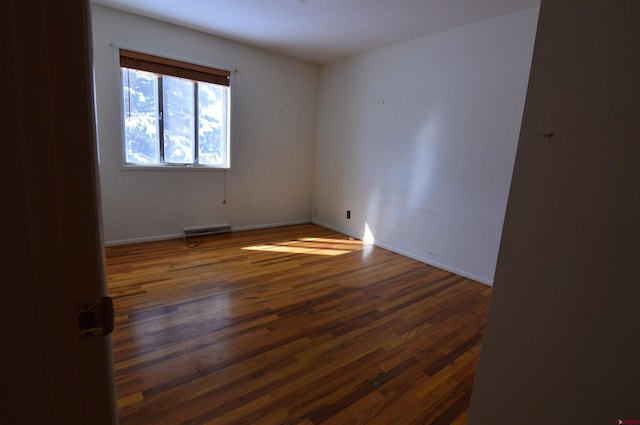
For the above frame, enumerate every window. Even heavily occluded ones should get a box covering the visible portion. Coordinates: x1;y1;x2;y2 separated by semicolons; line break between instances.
120;49;231;168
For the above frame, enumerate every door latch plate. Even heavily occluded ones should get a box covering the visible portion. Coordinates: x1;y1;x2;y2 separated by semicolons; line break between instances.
78;296;114;338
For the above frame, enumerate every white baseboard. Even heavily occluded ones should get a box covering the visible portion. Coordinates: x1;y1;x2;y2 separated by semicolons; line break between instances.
373;239;493;286
312;219;493;286
231;219;311;232
311;219;361;240
104;219;313;247
105;218;493;286
105;232;183;246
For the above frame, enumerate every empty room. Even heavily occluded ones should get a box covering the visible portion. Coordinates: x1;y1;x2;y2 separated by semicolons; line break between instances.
89;0;538;422
4;1;638;424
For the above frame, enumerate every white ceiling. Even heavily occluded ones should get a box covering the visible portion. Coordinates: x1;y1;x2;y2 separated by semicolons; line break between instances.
91;0;540;64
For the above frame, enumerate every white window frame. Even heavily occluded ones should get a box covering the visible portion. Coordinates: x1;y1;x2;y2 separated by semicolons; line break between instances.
115;46;234;171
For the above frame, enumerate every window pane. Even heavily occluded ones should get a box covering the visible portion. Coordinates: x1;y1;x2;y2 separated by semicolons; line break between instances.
198;82;229;167
122;69;159;164
162;76;195;164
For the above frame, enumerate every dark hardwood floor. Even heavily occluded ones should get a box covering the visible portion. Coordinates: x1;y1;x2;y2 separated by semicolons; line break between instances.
105;224;491;424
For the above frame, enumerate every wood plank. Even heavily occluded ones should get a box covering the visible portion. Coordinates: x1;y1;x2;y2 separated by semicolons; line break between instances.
106;224;491;424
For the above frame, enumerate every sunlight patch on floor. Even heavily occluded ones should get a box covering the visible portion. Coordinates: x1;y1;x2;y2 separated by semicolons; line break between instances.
242;237;362;256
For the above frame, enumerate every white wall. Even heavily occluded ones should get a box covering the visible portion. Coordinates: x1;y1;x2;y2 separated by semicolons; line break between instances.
312;8;539;284
91;5;319;244
468;1;640;422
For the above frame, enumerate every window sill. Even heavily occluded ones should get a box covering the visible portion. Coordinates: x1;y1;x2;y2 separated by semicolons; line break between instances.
119;164;231;172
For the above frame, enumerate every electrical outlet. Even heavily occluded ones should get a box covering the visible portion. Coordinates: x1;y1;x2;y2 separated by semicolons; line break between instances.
346;210;351;219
